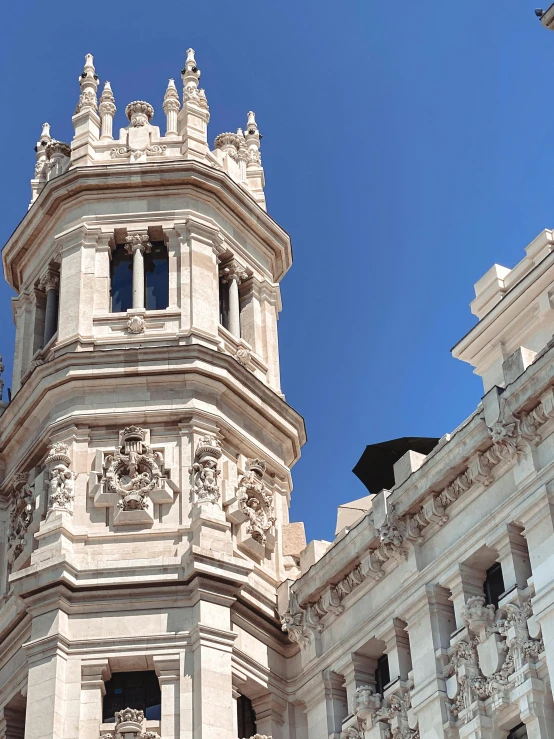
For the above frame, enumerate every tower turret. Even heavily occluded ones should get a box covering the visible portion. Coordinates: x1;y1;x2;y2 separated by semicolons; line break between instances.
0;50;304;739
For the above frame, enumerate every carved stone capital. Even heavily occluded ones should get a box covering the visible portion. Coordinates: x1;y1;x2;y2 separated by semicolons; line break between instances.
40;270;60;292
125;234;151;255
220;259;249;284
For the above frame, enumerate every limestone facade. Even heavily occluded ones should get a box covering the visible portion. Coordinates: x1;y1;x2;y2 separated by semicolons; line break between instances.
2;47;554;739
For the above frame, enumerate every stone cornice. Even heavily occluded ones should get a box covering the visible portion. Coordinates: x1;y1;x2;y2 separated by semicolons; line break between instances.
0;343;306;474
2;160;292;289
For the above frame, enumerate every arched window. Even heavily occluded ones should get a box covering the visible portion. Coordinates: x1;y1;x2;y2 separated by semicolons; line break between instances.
102;671;161;723
237;695;257;738
111;244;133;313
144;241;169;310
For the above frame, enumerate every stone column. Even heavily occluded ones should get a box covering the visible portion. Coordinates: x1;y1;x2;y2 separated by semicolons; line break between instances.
492;523;532;594
221;261;248;339
406;585;455;739
24;640;69;739
99;82;116;140
298;670;347;739
251;693;288;739
163;80;180;135
190;600;236;739
153;654;180;739
444;562;486;629
125;234;151;311
336;653;375;713
79;658;111;739
41;271;60;346
381;618;412;683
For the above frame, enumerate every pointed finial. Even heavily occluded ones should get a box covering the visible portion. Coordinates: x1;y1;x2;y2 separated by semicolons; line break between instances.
99;82;117;139
245;111;261;165
40;122;52;142
75;53;99;114
164;78;180;104
164;79;180;135
182;48;201;89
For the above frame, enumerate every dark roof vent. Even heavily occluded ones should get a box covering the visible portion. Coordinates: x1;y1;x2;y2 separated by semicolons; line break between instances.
353;437;440;494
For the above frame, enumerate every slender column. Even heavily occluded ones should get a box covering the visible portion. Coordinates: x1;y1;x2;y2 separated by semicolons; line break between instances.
125;234;151;311
153;655;180;739
221;260;248;339
41;271;60;346
163;79;180;135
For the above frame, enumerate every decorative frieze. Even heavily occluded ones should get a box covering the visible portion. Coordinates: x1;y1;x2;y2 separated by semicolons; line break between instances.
189;436;222;505
44;442;75;513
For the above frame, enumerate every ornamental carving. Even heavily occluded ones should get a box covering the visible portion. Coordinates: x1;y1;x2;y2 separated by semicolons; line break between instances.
237;458;275;545
7;473;34;564
127;315;146;334
102;427;163;511
100;707;159;739
344;684;418;739
445;596;543;722
189;436;222;505
45;442;76;512
110;101;167;162
0;354;4;399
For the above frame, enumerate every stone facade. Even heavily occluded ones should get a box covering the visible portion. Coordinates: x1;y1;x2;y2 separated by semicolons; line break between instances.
2;47;554;739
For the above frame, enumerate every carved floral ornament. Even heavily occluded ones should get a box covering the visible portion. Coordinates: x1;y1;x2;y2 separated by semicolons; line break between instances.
189;436;222;505
45;442;76;512
444;595;544;723
282;390;554;648
237;458;275;546
342;683;419;739
100;707;159;739
7;473;34;564
102;427;164;512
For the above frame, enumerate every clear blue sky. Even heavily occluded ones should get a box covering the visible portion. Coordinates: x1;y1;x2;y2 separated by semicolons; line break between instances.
0;1;552;542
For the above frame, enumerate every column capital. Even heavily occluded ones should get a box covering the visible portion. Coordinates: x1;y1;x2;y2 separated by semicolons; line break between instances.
39;269;59;292
125;233;152;255
220;259;249;284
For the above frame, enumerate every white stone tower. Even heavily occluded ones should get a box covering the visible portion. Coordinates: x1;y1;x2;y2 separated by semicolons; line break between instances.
0;52;305;739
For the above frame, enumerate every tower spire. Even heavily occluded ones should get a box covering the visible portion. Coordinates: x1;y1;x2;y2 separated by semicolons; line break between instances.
179;49;210;160
163;78;180;135
244;111;266;210
72;53;101;166
99;81;116;140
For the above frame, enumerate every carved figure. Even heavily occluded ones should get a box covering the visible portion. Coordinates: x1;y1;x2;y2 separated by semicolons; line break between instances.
189;436;222;505
237;458;275;545
45;442;75;511
7;474;34;563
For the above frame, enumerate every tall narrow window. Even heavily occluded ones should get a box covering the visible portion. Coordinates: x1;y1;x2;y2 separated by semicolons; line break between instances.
103;671;161;723
237;695;256;738
111;244;133;313
219;279;230;330
375;654;390;696
144;240;169;310
483;562;505;609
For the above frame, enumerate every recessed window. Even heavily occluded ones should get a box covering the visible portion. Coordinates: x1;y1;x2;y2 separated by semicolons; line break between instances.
507;723;527;739
219;280;230;330
103;671;161;723
375;654;390;696
483;562;505;609
111;244;133;313
145;241;169;310
237;695;256;738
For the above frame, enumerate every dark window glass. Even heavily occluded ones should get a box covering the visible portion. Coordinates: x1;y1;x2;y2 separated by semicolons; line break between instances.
111;244;133;313
484;562;505;609
103;671;161;723
144;241;169;310
219;280;230;330
508;724;527;739
237;695;256;738
375;655;390;696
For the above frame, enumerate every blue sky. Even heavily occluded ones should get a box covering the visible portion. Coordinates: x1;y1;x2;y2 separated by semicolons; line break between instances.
0;1;552;542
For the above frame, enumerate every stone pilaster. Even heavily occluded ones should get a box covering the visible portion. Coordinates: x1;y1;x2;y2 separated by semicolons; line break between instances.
79;658;111;739
153;654;180;739
251;692;288;739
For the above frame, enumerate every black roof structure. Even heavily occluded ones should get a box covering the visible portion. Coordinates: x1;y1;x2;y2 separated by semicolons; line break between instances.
353;437;441;495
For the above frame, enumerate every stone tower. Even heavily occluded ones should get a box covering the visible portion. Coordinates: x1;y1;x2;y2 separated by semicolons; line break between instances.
0;52;305;739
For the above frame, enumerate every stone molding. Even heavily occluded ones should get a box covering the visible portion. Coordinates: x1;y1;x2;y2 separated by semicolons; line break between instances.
282;389;554;647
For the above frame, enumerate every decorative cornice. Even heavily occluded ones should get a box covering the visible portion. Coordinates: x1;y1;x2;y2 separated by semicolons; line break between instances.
282;389;554;647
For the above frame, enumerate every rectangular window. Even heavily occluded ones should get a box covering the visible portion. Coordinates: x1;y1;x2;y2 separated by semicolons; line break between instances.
507;724;527;739
111;244;133;313
484;562;505;609
375;655;390;696
144;241;169;310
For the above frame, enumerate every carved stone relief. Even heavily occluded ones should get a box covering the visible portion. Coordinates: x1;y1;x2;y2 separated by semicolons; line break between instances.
111;101;166;162
100;707;159;739
44;442;76;513
7;473;34;565
190;436;222;505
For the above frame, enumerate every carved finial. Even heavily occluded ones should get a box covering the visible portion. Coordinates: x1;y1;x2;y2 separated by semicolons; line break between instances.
163;79;180;135
181;48;208;110
75;53;99;114
99;82;116;139
245;111;261;165
40;123;51;142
